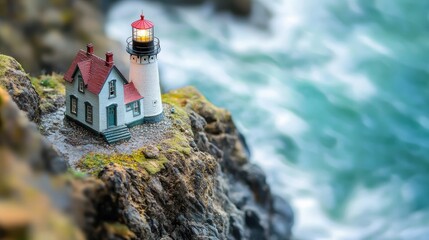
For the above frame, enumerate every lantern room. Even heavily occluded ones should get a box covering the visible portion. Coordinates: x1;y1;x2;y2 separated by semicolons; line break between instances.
131;15;154;43
127;14;160;56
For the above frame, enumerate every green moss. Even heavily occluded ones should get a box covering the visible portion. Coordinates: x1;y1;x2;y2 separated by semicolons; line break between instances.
77;148;168;176
77;128;191;176
31;73;65;97
0;54;23;77
76;154;106;175
31;73;65;112
163;132;192;156
162;86;230;122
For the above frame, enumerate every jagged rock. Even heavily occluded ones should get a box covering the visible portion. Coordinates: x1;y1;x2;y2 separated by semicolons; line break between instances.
271;195;294;239
142;145;160;159
0;55;41;122
0;84;66;173
164;87;293;239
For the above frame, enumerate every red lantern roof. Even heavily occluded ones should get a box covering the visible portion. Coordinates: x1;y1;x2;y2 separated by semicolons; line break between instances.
131;15;154;30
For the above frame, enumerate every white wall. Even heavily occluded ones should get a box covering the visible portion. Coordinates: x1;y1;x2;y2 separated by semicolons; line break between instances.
129;54;163;117
124;98;145;124
65;70;100;132
98;68;126;132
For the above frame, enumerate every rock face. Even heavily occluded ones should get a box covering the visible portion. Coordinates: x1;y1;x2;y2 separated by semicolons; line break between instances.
0;55;41;122
193;102;295;237
166;88;294;239
74;87;293;239
0;56;294;239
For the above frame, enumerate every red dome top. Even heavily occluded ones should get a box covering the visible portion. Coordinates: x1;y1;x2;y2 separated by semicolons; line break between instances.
131;15;154;30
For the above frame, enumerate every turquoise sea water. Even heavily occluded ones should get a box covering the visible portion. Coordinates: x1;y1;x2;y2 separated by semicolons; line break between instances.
107;1;429;239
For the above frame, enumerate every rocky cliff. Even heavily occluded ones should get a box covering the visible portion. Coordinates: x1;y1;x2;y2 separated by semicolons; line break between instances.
0;55;293;239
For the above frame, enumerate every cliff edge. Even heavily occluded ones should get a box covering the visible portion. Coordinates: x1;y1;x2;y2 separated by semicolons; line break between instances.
0;55;293;239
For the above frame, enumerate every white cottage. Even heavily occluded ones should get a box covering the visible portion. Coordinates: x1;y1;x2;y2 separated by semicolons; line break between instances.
64;45;144;142
64;14;164;143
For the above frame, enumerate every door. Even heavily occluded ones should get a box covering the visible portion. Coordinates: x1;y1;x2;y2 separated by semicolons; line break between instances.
107;105;117;128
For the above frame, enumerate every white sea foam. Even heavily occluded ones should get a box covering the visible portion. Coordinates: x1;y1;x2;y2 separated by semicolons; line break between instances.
358;34;392;56
325;42;377;101
273;109;309;136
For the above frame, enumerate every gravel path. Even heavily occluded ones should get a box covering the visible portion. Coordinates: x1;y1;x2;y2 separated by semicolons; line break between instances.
40;104;173;166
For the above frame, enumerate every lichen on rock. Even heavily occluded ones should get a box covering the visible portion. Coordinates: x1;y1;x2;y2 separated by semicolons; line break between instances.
0;55;41;122
77;147;168;176
31;73;65;114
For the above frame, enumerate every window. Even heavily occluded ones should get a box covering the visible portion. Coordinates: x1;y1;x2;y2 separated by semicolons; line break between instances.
78;75;84;93
70;95;78;115
109;80;116;98
132;101;140;116
126;103;132;112
152;99;158;107
85;102;93;124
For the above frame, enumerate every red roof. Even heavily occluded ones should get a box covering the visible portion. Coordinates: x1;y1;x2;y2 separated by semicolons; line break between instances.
77;60;91;84
64;50;120;95
124;82;143;104
131;15;154;30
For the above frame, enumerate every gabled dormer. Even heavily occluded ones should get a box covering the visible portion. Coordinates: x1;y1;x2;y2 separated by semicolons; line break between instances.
63;44;128;96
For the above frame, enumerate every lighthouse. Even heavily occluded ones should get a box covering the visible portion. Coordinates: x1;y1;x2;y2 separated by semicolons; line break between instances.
127;14;163;122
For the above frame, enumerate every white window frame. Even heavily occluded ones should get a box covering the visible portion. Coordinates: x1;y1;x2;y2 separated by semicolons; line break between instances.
85;102;93;124
78;75;84;93
70;96;77;115
109;80;116;98
126;103;132;112
132;101;140;117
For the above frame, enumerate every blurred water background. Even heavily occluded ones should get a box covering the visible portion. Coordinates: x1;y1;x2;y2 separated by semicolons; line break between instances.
107;1;429;239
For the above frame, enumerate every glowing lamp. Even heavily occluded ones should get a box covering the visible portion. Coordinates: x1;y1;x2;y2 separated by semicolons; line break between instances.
131;15;154;43
134;28;153;42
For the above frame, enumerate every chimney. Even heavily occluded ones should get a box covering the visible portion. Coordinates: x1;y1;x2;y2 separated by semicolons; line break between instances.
105;52;113;66
86;43;94;55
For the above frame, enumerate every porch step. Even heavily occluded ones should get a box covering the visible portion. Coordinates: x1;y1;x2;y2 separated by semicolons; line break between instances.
102;125;131;144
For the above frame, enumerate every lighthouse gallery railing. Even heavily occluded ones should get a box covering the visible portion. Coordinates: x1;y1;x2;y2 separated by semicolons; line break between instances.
126;37;161;56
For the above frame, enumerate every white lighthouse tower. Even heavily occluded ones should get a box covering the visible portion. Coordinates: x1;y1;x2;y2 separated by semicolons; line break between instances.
127;14;163;122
